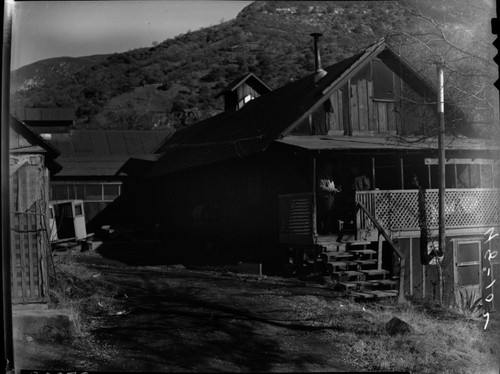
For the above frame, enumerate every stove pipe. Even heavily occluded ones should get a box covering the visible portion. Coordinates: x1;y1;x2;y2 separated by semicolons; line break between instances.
310;32;327;83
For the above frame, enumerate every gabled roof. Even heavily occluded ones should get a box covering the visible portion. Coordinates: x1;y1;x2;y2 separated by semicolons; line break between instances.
277;135;500;152
47;130;170;177
10;115;62;174
13;107;75;122
215;72;273;98
10;115;60;159
146;39;447;177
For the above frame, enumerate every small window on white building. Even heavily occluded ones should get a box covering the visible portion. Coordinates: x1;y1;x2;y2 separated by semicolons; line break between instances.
74;203;84;216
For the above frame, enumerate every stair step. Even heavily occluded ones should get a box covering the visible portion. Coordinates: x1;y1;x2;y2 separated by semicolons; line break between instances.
360;269;389;283
368;290;397;298
348;249;377;255
354;260;377;265
332;270;364;277
322;243;347;251
352;280;374;289
369;279;396;286
346;241;371;246
349;291;375;299
361;269;389;276
327;252;354;258
327;261;349;267
337;282;358;290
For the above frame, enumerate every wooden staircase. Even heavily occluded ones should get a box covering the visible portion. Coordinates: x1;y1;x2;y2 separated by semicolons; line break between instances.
304;239;399;300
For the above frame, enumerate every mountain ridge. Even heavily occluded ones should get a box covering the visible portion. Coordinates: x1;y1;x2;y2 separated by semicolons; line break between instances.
10;0;497;135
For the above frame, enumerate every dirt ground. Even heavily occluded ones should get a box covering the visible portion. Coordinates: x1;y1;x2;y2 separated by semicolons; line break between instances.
15;248;355;372
14;245;500;373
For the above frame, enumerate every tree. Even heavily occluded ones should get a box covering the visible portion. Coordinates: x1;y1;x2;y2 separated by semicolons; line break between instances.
387;0;498;138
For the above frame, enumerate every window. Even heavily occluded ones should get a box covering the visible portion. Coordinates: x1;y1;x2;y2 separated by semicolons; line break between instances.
238;94;254;109
85;184;102;200
103;184;120;200
480;164;493;188
456;164;470;188
68;184;85;199
74;203;83;216
51;185;68;200
455;241;481;287
372;60;394;100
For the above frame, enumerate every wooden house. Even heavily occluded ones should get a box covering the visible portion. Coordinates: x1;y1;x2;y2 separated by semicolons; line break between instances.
43;130;169;231
9;115;61;304
145;39;500;306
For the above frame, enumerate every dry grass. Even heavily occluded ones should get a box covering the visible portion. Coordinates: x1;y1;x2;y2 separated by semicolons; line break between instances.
47;253;499;373
282;295;500;373
48;252;126;335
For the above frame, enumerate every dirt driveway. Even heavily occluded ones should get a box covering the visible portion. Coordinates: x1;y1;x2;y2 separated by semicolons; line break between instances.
17;248;353;372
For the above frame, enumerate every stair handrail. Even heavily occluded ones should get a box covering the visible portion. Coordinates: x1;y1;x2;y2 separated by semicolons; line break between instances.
356;201;406;303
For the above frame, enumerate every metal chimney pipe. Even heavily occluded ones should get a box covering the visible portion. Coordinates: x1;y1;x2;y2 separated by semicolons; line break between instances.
310;32;327;83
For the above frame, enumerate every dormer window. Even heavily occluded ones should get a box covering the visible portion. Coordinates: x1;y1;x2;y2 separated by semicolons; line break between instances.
238;94;254;109
216;73;272;113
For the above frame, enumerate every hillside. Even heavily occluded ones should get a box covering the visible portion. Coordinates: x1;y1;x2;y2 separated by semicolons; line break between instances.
10;0;497;135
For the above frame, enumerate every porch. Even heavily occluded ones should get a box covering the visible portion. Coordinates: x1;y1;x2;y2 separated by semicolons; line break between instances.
356;188;500;233
278;188;500;242
278;188;500;301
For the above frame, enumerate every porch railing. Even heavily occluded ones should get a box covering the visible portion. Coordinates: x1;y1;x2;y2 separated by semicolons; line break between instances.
356;202;405;303
356;188;500;232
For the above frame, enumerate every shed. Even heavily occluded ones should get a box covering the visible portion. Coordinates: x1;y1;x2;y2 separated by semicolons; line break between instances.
45;129;169;227
9;115;60;304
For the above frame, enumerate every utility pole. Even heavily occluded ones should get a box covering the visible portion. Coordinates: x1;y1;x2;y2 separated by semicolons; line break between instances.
437;61;445;305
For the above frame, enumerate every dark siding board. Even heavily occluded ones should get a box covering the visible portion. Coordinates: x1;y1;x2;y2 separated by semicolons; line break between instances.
492;263;500;311
342;85;350;134
358;80;368;131
20;214;27;301
327;91;343;132
28;210;35;299
399;238;412;295
411;237;423;298
337;90;344;131
388;102;396;132
351;84;359;131
377;102;388;132
367;81;375;131
312;105;327;135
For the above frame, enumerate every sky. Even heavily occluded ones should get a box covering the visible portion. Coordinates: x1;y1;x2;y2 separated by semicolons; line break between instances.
10;0;253;70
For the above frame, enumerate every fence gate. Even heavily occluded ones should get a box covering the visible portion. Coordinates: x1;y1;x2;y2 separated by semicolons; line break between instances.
10;160;50;304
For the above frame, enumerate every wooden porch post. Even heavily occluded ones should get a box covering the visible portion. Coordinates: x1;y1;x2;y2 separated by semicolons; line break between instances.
312;156;317;235
371;157;376;189
437;62;446;305
400;157;404;189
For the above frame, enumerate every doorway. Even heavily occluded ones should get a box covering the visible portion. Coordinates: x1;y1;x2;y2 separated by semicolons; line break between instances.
454;240;482;305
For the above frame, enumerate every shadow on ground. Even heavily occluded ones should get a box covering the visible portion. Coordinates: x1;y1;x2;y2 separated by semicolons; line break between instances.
82;258;350;372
